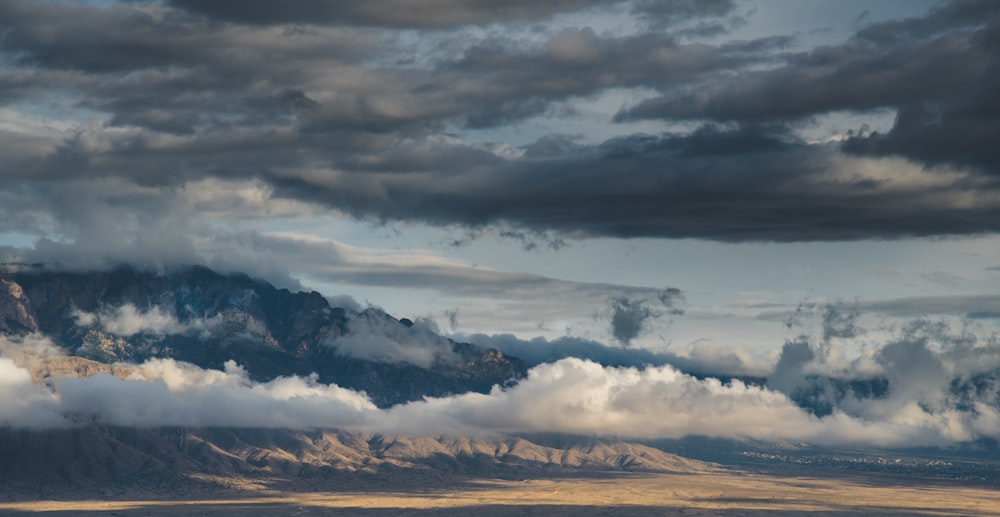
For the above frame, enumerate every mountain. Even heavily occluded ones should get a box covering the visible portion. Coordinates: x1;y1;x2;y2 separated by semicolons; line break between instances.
0;426;715;496
0;333;713;498
0;265;526;407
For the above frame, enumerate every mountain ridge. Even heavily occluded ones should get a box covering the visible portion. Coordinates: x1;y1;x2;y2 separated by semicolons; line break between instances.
0;425;718;497
0;264;526;407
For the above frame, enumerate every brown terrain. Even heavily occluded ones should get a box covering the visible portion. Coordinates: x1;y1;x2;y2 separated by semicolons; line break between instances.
3;454;1000;516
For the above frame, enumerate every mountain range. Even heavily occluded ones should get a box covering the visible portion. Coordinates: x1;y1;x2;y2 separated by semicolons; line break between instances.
5;266;999;513
1;264;525;407
0;423;713;497
5;264;1000;422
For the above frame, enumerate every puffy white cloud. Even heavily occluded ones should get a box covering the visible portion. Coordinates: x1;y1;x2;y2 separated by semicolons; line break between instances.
375;358;957;447
55;360;375;428
378;358;813;438
0;357;63;428
0;353;375;429
0;337;993;448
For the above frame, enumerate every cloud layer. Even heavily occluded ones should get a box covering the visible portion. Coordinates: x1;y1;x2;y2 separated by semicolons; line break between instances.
0;0;998;262
5;326;1000;448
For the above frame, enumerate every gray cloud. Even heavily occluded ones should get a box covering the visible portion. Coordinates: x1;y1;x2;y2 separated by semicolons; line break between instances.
0;0;998;247
266;127;1000;242
206;231;683;322
821;302;862;342
619;1;996;122
605;287;685;346
632;0;737;23
168;0;614;28
760;304;1000;440
168;0;743;30
608;297;656;345
859;294;1000;318
619;1;1000;172
658;288;686;314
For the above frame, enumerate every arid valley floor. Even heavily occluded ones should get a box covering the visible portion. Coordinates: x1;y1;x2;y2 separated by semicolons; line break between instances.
3;467;1000;516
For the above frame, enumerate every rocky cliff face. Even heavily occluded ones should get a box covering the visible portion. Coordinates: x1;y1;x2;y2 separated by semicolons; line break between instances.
0;265;526;407
0;278;39;334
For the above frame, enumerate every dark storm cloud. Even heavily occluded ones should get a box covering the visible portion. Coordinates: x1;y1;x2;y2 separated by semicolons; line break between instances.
0;1;772;138
268;127;1000;241
440;28;792;129
619;0;1000;171
617;27;986;124
840;1;1000;170
0;0;999;246
620;0;997;122
167;0;741;29
167;0;611;28
0;1;380;72
632;0;737;23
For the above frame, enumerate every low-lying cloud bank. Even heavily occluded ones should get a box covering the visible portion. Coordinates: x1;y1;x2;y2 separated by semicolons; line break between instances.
3;334;1000;448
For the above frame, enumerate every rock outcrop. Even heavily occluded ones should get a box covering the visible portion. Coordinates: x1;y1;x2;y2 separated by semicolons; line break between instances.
0;279;39;334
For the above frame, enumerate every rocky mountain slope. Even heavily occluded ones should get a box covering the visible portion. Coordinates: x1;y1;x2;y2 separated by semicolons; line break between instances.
0;425;715;496
0;265;526;406
0;339;713;497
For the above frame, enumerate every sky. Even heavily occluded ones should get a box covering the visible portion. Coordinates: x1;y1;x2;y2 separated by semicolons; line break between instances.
1;0;1000;370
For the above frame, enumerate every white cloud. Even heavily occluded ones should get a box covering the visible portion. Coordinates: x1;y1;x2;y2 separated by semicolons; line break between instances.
73;304;221;337
329;311;458;368
375;358;952;447
0;353;375;429
0;357;63;429
0;339;992;448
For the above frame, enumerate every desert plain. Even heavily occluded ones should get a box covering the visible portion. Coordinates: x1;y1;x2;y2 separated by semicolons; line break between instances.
3;468;1000;516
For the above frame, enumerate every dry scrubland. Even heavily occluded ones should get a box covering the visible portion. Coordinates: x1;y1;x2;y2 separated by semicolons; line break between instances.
3;470;1000;516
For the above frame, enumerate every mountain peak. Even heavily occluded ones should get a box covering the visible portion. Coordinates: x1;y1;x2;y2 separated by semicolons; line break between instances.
0;265;526;407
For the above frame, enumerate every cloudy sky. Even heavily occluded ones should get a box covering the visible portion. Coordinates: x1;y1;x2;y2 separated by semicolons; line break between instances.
2;0;999;367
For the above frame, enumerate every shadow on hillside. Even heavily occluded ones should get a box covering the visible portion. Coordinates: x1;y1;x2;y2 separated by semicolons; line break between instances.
0;502;985;516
